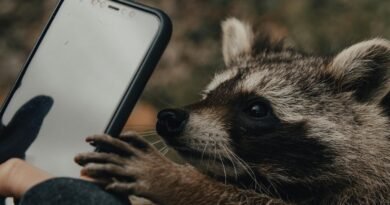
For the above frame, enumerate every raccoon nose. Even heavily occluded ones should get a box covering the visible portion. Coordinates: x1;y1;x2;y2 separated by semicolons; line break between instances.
156;109;189;137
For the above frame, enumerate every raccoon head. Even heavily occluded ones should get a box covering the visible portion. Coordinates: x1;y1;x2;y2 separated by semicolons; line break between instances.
156;18;390;201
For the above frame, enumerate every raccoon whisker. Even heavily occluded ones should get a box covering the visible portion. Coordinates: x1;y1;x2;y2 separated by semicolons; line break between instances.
126;125;154;128
201;141;210;162
158;147;165;153
138;134;159;138
239;126;247;132
206;143;218;172
151;139;163;146
213;143;218;167
139;132;157;135
162;148;170;156
204;146;212;172
224;148;266;195
217;152;228;185
225;150;252;179
159;145;168;153
265;177;281;199
136;131;157;136
221;144;238;181
137;130;158;135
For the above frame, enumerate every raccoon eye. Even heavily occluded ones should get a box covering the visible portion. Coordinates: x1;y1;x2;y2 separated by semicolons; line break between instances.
244;101;269;119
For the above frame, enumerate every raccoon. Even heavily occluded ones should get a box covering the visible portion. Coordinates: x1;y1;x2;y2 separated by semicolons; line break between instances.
75;18;390;205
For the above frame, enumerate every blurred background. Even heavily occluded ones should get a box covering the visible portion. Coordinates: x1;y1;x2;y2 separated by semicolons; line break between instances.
1;0;390;159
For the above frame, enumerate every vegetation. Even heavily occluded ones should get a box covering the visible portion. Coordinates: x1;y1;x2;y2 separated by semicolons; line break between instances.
1;0;390;127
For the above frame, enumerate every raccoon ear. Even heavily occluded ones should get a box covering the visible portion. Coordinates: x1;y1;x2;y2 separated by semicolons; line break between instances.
329;38;390;104
222;18;254;66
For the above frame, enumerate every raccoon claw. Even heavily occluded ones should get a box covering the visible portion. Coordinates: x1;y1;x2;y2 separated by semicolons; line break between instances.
105;182;137;195
81;161;151;196
80;162;133;181
75;152;126;166
118;132;152;152
85;134;151;156
77;134;172;199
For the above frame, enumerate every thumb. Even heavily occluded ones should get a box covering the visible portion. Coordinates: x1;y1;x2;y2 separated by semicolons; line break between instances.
0;122;5;137
6;96;54;131
0;95;54;162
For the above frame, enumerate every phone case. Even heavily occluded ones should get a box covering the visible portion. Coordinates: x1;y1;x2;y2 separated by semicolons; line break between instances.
102;0;172;137
0;0;172;138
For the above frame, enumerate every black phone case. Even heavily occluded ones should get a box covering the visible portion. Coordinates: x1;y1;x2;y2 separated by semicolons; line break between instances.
0;0;172;138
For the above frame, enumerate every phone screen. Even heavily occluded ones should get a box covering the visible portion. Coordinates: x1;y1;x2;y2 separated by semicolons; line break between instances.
1;0;160;176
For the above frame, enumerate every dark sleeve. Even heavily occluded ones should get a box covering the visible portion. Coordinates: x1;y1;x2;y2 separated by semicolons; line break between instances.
19;178;129;205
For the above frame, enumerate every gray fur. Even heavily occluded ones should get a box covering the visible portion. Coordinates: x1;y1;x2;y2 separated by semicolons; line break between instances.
176;18;390;204
76;18;390;205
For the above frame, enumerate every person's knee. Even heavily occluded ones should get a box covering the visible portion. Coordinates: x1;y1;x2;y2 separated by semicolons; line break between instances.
20;178;129;205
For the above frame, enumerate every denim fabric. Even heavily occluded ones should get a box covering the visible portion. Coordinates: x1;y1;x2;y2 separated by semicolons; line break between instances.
19;178;128;205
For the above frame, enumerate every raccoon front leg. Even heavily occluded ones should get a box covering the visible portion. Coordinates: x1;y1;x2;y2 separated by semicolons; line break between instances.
75;134;287;205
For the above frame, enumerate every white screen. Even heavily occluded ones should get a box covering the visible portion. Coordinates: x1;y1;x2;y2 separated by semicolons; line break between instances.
1;0;160;176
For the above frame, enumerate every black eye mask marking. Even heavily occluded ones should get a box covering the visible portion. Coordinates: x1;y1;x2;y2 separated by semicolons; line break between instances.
226;119;339;202
230;120;336;178
225;95;282;139
381;92;390;117
221;94;336;177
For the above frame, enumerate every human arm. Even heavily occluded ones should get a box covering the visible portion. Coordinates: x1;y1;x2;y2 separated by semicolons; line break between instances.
0;158;52;198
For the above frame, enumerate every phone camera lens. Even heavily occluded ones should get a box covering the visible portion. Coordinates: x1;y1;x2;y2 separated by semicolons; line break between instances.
99;1;107;8
91;0;99;5
128;10;136;17
121;8;128;15
91;0;106;6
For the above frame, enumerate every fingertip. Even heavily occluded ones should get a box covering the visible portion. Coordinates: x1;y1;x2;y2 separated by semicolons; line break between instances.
80;168;88;176
120;131;139;138
80;174;94;182
86;136;93;142
86;138;97;146
105;184;115;191
74;155;82;164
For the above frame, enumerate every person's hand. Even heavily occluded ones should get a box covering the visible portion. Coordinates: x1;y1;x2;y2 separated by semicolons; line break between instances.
0;95;54;163
0;158;52;198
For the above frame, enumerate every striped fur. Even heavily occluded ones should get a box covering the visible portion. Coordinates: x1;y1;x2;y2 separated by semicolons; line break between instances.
168;18;390;204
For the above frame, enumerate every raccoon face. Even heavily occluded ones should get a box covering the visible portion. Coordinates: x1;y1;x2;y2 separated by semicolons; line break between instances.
156;18;390;196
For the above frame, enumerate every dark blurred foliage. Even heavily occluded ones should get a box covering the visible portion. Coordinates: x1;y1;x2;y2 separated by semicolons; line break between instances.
0;0;55;93
1;0;390;112
1;0;389;165
142;0;390;109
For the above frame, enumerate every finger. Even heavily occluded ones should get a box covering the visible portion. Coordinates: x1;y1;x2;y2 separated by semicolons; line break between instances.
75;152;126;166
106;182;137;195
119;133;151;152
81;163;135;180
86;135;140;156
0;124;5;135
6;95;54;131
0;96;54;162
80;174;111;186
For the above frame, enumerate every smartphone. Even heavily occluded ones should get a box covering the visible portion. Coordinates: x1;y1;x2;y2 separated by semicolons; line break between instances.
0;0;171;176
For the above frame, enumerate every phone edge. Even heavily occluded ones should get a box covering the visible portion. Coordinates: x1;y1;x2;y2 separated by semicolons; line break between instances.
0;0;172;140
0;0;65;124
104;0;173;138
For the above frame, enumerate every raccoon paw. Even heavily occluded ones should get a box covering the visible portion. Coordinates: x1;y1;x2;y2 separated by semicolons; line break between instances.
74;133;175;200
